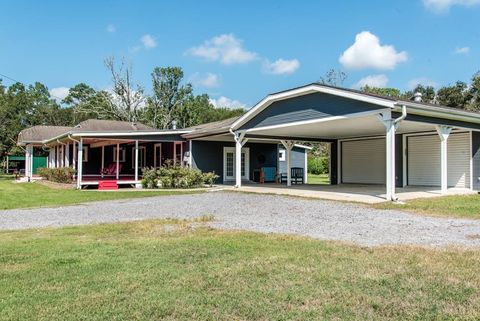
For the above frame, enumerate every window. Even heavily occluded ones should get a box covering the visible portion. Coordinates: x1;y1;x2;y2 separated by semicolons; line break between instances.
113;147;126;162
279;149;286;161
82;146;88;162
132;146;146;168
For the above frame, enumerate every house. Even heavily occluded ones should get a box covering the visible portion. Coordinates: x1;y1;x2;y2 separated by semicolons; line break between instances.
17;83;480;200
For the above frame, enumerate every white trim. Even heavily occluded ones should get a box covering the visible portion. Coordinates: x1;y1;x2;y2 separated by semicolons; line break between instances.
231;84;396;130
113;146;126;163
278;148;286;161
71;131;190;137
173;142;183;166
242;109;389;134
396;103;480;125
470;130;474;190
82;146;88;162
154;143;162;168
402;134;407;187
304;150;308;183
294;143;313;150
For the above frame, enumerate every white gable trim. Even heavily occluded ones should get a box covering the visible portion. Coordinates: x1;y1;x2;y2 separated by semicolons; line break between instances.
231;84;396;130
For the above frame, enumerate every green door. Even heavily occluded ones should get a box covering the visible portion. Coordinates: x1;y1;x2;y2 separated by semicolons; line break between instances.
32;156;47;174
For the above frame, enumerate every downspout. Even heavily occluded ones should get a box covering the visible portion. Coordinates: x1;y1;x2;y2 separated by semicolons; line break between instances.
393;105;407;125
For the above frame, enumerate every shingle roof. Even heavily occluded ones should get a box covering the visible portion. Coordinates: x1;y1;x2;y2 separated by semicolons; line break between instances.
182;116;241;138
17;125;72;144
72;119;154;132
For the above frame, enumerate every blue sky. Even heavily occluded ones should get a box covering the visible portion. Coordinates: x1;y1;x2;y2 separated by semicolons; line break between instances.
1;0;479;108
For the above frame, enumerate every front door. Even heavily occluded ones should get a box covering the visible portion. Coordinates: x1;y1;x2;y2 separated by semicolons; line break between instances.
223;147;249;182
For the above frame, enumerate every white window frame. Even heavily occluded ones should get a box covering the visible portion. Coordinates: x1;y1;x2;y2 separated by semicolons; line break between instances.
223;147;249;181
132;146;146;169
173;142;183;166
113;146;126;163
279;148;286;161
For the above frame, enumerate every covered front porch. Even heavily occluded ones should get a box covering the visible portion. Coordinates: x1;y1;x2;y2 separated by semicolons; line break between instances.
234;183;475;204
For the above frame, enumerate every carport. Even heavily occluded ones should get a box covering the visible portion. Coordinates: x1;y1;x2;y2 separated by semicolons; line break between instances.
224;84;480;201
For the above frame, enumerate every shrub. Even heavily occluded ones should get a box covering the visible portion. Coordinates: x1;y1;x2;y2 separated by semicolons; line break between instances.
141;165;218;189
37;167;76;183
308;156;329;175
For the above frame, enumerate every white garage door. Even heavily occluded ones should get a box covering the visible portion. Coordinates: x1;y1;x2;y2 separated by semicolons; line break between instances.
407;132;470;188
342;138;385;184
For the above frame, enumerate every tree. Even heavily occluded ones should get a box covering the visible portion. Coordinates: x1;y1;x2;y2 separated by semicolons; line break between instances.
319;69;347;87
146;67;193;129
402;84;436;103
62;83;108;123
361;86;401;98
436;81;470;109
467;72;480;111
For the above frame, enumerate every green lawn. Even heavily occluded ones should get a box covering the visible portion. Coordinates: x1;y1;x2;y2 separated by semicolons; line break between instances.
1;219;479;320
375;194;480;219
307;173;329;184
0;176;200;210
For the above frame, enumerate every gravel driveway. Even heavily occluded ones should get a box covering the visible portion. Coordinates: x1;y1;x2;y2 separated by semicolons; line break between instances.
1;191;480;247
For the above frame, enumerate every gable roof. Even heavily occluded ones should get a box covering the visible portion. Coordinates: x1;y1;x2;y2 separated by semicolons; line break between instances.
18;125;73;144
72;119;154;132
182;116;240;138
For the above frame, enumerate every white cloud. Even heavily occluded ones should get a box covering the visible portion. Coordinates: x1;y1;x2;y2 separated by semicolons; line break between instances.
263;58;300;75
186;34;257;65
141;34;157;49
454;46;470;54
106;24;116;33
49;87;69;101
353;74;389;88
407;77;438;89
209;96;246;109
189;72;220;88
423;0;480;13
339;31;408;70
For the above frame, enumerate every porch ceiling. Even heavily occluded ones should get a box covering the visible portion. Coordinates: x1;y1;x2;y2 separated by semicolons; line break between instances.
240;115;440;140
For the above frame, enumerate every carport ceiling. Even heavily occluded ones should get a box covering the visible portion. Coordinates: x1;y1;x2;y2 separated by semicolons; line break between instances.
243;115;438;140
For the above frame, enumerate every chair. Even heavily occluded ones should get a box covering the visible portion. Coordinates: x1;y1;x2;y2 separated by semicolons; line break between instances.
101;163;123;176
261;167;276;183
280;167;304;185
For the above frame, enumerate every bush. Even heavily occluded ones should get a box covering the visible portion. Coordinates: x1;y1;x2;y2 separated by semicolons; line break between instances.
308;156;329;175
37;167;76;183
141;165;218;189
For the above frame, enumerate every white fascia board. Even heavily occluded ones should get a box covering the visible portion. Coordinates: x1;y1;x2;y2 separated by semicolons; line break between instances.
231;84;395;130
395;103;480;126
293;144;313;150
242;108;390;134
70;130;191;137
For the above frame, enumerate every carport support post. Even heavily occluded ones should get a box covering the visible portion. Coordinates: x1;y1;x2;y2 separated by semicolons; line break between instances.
77;139;83;189
379;112;396;201
437;126;452;194
233;131;247;188
280;140;294;187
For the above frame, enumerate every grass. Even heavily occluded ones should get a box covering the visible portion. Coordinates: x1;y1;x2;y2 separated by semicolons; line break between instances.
0;176;201;210
0;219;479;320
375;194;480;219
307;173;329;184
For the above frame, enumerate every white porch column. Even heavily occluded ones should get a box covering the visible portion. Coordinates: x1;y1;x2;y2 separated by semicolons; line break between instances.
281;140;294;187
77;139;83;189
101;146;105;178
437;126;452;194
134;140;139;183
116;143;120;180
233;131;247;188
65;144;70;167
72;142;76;169
379;111;397;201
25;144;33;180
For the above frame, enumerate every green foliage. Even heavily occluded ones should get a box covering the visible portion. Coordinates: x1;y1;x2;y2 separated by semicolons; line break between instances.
308;156;329;174
362;85;401;98
37;167;76;183
141;165;218;189
436;81;471;108
403;84;436;103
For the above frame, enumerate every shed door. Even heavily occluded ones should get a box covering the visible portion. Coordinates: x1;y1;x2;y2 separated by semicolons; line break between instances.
407;132;470;188
341;138;386;184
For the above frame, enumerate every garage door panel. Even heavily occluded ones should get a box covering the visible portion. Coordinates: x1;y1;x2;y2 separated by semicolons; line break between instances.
342;139;385;184
407;132;470;188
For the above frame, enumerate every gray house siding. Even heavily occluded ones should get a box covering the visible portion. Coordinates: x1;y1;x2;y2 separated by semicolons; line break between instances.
191;140;277;183
472;131;480;190
239;92;385;130
278;146;306;174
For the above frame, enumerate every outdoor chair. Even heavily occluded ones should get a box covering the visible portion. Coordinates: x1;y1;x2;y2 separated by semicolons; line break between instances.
280;167;304;185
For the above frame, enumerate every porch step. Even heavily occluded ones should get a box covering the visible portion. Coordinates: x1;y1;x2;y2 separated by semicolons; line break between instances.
98;180;118;190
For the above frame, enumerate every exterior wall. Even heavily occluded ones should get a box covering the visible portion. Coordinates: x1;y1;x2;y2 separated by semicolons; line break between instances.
239;92;384;130
191;140;278;183
472;131;480;190
278;146;305;174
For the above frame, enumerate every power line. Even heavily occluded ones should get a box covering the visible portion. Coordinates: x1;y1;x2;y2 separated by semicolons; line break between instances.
0;72;66;102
